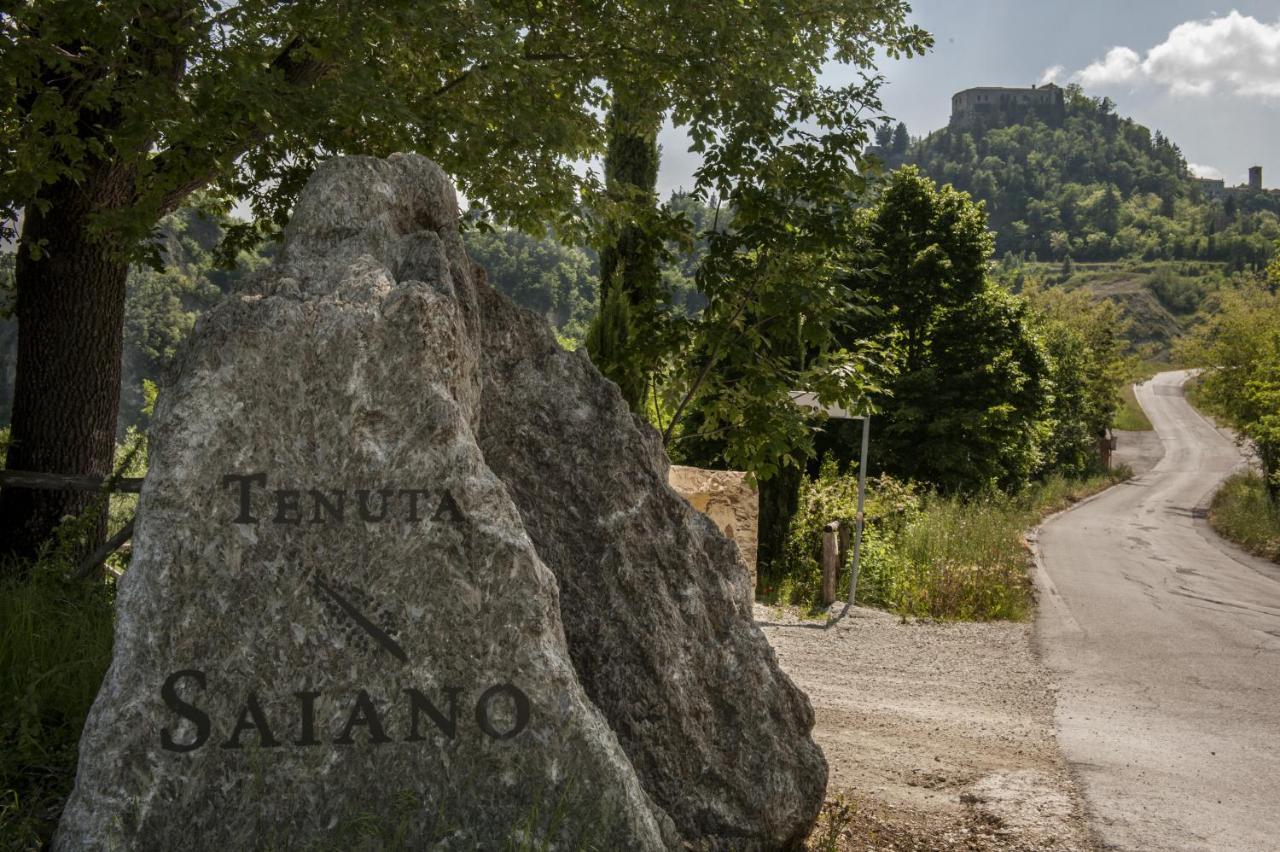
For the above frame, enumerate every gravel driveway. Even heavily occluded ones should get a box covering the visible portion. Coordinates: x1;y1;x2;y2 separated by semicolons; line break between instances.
759;605;1096;850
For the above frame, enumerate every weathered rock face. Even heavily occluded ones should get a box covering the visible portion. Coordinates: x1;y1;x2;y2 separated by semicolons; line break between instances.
56;154;825;850
476;299;827;847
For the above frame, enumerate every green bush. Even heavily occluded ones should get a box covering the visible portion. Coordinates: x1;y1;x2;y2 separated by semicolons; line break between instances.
767;457;921;607
1210;472;1280;562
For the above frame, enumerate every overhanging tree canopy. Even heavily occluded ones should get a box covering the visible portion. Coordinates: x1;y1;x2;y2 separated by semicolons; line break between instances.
0;1;927;559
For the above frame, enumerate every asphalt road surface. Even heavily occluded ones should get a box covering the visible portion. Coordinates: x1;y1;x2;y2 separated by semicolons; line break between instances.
1035;370;1280;851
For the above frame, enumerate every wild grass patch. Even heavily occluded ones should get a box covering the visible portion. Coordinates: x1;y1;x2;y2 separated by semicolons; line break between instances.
1113;383;1153;431
1209;472;1280;563
0;557;115;847
763;461;1126;621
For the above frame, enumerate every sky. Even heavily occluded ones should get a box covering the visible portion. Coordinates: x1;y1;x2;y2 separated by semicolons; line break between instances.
655;2;1280;195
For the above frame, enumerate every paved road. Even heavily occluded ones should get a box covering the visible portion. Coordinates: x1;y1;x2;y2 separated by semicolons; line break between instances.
1035;370;1280;851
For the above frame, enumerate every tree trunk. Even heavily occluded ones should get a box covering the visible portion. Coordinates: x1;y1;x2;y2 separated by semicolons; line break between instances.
0;177;131;565
756;464;803;590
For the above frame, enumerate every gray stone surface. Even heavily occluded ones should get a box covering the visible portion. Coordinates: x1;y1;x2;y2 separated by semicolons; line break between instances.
477;295;827;848
56;154;825;850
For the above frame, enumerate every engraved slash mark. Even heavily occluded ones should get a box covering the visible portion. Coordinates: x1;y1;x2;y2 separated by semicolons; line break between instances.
312;574;409;665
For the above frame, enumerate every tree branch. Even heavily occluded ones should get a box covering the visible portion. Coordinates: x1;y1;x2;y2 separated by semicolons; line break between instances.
432;50;579;99
661;283;759;445
144;34;333;215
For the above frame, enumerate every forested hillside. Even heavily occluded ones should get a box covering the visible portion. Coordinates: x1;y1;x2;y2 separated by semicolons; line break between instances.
905;85;1280;267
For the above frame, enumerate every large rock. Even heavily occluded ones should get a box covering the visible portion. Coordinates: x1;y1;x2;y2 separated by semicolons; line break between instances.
56;154;825;850
476;305;825;848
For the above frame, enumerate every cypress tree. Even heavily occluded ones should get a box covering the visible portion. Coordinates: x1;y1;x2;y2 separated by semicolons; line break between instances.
587;88;663;412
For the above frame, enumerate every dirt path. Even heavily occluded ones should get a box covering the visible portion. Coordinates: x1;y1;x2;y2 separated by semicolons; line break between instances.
760;605;1095;850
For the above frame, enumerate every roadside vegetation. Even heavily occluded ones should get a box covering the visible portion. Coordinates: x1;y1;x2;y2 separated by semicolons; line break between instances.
1179;272;1280;562
1208;473;1280;563
0;545;116;846
1114;384;1153;431
762;459;1127;621
1112;359;1173;431
753;171;1132;622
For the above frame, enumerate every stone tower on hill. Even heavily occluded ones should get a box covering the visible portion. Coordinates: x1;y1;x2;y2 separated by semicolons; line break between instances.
950;84;1066;129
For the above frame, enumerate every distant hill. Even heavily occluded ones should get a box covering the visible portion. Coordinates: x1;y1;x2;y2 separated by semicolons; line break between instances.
899;85;1280;270
990;257;1239;357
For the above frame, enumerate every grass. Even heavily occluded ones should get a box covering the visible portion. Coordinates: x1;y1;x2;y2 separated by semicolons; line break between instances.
0;429;130;847
1113;383;1153;431
0;559;115;848
881;495;1036;621
1182;378;1280;562
863;472;1126;621
766;468;1130;622
1209;472;1280;563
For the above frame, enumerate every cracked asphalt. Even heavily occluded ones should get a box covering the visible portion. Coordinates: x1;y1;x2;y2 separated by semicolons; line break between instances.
1034;370;1280;851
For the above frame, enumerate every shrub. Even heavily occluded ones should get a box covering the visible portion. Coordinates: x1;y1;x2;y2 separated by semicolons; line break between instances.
771;457;921;608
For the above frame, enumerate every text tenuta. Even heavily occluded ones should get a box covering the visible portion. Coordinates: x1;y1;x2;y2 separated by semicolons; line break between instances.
160;671;531;752
221;473;466;525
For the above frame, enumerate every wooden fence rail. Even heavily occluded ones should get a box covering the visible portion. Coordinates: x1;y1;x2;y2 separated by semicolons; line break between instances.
0;470;144;493
0;470;142;578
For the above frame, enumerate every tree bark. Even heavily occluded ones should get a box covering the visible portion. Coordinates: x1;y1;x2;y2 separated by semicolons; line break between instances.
0;174;132;564
756;464;803;590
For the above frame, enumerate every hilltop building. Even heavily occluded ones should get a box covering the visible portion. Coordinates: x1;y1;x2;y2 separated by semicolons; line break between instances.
1192;166;1280;201
950;84;1065;129
1193;176;1227;199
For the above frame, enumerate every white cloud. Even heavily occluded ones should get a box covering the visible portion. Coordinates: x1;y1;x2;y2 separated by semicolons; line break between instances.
1039;65;1065;86
1072;11;1280;99
1078;47;1142;87
1188;163;1224;180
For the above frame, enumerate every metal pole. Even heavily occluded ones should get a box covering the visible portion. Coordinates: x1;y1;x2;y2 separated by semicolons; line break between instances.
847;415;870;607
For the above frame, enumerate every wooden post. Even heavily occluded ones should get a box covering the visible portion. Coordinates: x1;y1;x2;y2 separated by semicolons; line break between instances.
822;521;840;605
75;518;135;580
837;522;851;575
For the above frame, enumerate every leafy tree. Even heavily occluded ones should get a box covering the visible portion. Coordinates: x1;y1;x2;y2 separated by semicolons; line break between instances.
584;276;645;411
586;2;930;415
891;121;909;154
588;88;667;410
1026;287;1128;477
657;78;915;572
462;227;598;342
860;167;991;371
875;122;893;148
662;81;894;479
0;1;928;559
840;168;1050;492
1180;279;1280;500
